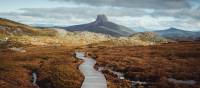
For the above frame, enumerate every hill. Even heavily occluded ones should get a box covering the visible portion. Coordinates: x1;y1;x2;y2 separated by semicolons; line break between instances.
0;18;57;36
88;32;168;47
0;18;168;47
155;27;200;41
0;18;41;36
60;15;135;37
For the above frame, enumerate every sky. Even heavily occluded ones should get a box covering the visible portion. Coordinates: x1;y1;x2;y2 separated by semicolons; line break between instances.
0;0;200;31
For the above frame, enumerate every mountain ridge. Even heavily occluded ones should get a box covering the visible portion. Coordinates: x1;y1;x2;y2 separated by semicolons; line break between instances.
60;14;135;37
154;27;200;41
0;18;41;36
0;18;57;36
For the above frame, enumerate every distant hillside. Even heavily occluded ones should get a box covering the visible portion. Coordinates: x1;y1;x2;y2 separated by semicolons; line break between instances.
0;18;57;36
0;18;169;47
130;32;169;43
89;32;168;47
155;27;200;41
60;15;135;37
0;18;41;35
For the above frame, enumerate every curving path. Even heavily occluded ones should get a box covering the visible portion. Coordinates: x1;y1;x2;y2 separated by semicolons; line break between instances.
76;52;107;88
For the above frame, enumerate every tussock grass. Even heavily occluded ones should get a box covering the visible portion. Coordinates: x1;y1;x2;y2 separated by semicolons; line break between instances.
87;42;200;88
0;46;83;88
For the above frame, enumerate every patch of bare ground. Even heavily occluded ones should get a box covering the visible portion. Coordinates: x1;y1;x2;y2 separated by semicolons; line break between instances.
86;42;200;88
0;45;83;88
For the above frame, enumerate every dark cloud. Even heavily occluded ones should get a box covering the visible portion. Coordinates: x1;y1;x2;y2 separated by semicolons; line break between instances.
151;9;200;20
0;2;200;31
19;7;152;18
50;0;190;9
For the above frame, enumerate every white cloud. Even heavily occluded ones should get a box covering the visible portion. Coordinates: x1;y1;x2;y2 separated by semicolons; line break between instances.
50;0;190;9
0;2;200;31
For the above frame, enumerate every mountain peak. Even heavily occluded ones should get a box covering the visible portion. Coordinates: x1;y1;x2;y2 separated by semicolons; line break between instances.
96;14;108;23
168;27;181;31
64;14;135;37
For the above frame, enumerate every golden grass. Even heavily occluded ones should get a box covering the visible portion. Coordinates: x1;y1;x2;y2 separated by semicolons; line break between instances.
86;42;200;88
0;45;83;88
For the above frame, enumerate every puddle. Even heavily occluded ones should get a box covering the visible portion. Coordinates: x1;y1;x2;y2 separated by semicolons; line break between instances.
9;47;26;53
168;78;197;85
32;72;40;88
97;66;148;88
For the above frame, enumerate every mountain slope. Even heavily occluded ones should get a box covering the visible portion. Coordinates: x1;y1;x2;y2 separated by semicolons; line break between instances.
130;32;168;43
89;32;168;47
0;18;57;36
0;18;41;35
61;15;135;37
155;27;200;41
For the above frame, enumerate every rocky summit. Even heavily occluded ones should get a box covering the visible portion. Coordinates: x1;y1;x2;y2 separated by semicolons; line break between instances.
61;14;135;37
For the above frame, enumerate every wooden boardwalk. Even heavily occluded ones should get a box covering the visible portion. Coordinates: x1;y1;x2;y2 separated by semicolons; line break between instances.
76;52;107;88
